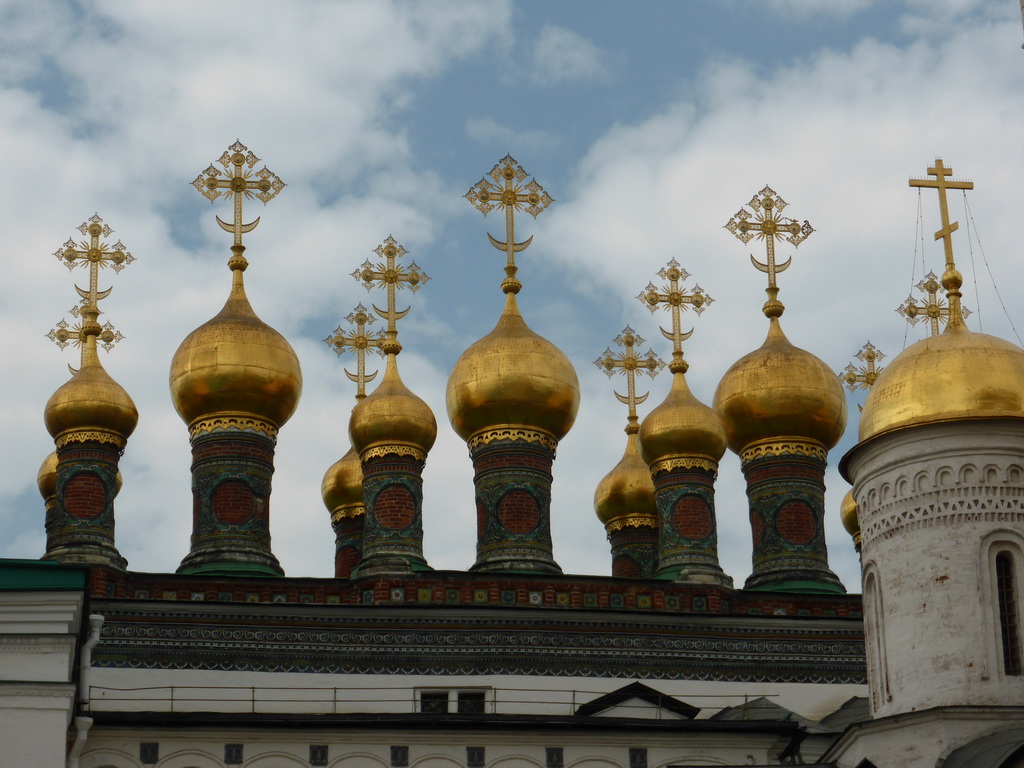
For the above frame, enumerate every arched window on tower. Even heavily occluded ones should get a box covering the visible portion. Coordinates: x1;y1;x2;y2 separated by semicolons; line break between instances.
996;550;1022;676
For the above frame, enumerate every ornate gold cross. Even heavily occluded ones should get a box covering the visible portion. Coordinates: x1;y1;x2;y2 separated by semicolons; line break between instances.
909;159;973;272
594;326;665;429
351;236;429;354
53;214;134;309
192;140;285;248
897;271;971;337
838;342;886;392
724;186;813;317
637;259;713;372
465;155;553;294
324;304;386;400
48;215;132;366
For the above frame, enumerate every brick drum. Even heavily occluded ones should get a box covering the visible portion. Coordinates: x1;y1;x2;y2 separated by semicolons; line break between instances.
612;554;641;578
63;472;106;520
497;490;540;534
672;495;711;540
776;500;817;545
750;510;765;553
374;485;416;530
212;480;259;524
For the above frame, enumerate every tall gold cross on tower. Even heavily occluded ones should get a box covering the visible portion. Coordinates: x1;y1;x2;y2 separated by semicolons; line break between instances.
594;326;665;430
897;271;971;337
637;259;713;373
465;155;553;295
724;186;813;317
324;304;386;400
192;140;285;249
838;342;886;392
352;236;429;355
47;215;133;366
909;159;973;272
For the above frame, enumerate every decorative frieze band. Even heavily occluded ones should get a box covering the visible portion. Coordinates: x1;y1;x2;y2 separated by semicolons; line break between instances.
606;515;659;534
189;414;278;440
468;426;558;452
54;429;126;451
740;439;827;463
360;444;427;463
650;457;718;476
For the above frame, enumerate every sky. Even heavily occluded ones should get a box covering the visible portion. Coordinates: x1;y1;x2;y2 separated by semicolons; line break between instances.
3;0;1024;592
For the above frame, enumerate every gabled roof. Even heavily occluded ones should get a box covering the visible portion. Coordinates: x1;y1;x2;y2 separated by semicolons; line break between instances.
574;682;699;720
818;697;869;731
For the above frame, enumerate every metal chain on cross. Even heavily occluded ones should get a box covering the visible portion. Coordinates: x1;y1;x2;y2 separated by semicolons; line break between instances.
465;155;553;295
47;215;134;367
323;304;386;400
351;236;429;356
724;186;813;318
594;326;665;434
637;259;713;375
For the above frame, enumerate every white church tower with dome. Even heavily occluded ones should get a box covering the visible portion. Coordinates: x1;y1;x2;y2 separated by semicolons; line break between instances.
829;160;1024;768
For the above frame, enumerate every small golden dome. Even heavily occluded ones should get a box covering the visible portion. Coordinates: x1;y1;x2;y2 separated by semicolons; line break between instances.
350;355;437;455
44;346;139;443
446;293;580;441
858;324;1024;442
169;264;302;430
839;488;859;539
37;451;58;500
639;369;726;465
322;445;364;518
713;318;847;453
594;431;658;528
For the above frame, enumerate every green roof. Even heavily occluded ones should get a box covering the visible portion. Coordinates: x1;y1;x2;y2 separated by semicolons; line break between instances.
0;559;89;590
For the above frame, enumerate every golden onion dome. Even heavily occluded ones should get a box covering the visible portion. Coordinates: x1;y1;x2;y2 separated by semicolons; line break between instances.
858;321;1024;442
594;430;658;529
446;292;580;442
639;368;726;465
44;345;139;444
169;262;302;430
322;445;364;519
840;488;860;540
350;354;437;455
713;317;847;454
37;451;58;501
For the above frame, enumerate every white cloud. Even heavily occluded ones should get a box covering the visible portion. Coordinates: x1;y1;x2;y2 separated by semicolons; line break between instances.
466;117;557;151
530;25;610;86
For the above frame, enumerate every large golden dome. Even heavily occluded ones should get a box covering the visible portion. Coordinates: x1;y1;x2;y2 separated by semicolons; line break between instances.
594;430;658;528
639;368;726;465
714;317;846;453
350;355;437;455
858;323;1024;442
322;444;364;518
169;265;301;431
37;451;58;501
446;293;580;441
44;347;139;444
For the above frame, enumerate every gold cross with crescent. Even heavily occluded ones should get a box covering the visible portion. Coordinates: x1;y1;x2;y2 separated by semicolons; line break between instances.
47;215;132;367
637;259;713;372
724;186;813;317
324;304;386;400
465;155;553;294
351;236;429;354
838;342;886;392
192;140;285;249
897;271;971;337
909;159;973;272
594;326;665;429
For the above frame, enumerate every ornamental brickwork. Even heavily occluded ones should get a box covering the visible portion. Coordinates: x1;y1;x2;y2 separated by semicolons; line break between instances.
358;453;429;574
651;464;730;584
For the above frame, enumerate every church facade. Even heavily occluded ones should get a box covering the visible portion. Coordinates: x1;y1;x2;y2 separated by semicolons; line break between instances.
3;151;1023;768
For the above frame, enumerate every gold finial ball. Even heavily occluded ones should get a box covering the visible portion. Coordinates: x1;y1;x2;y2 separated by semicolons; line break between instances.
859;328;1024;442
594;435;658;528
840;489;860;539
942;268;963;291
37;451;58;501
446;297;580;442
170;279;302;431
349;360;437;455
44;357;139;443
713;320;847;454
640;372;726;465
322;446;364;516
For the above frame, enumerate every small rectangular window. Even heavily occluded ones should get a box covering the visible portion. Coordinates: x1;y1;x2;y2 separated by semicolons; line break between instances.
996;552;1022;676
457;691;486;714
419;691;449;714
